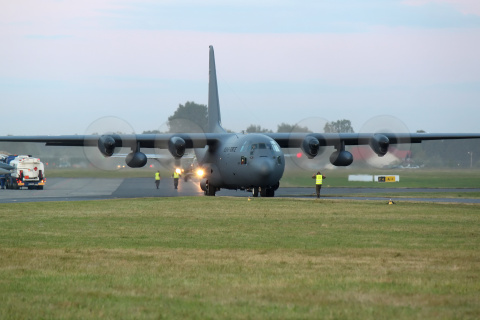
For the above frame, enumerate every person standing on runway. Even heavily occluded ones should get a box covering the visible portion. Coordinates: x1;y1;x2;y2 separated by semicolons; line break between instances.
154;171;161;189
312;171;326;198
172;169;181;189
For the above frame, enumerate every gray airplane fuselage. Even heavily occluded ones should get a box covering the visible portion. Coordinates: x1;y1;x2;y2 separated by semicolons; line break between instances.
196;133;285;190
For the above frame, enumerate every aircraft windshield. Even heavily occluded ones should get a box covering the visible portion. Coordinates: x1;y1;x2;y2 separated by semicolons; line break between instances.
250;143;269;151
239;140;250;152
248;141;281;155
270;141;280;152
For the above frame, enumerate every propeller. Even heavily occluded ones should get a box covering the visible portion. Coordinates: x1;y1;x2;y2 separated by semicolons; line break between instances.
287;117;332;171
154;119;207;169
83;116;137;171
358;115;412;168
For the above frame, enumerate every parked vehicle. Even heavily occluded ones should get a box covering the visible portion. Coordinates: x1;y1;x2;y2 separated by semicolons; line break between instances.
1;155;46;190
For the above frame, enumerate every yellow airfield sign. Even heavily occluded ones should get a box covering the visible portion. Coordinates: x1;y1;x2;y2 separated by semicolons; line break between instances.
375;175;400;182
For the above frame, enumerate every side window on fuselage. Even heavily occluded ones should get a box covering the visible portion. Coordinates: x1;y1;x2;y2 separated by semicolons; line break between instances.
250;144;257;155
239;140;249;152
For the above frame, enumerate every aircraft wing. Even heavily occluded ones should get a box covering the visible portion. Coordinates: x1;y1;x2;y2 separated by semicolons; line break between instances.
267;132;480;166
0;133;222;168
0;133;220;148
267;132;480;148
1;131;479;168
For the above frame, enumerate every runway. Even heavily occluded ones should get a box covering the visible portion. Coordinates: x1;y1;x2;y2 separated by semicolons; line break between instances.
0;177;479;204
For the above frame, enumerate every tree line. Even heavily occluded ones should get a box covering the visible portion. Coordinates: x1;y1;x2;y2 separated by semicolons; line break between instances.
144;101;355;134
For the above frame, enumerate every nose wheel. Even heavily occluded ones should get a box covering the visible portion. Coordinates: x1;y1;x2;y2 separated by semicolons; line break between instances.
206;183;216;196
252;187;275;197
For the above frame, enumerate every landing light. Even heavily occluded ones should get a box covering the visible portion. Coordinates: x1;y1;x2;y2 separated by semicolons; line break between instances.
196;169;205;177
175;168;182;174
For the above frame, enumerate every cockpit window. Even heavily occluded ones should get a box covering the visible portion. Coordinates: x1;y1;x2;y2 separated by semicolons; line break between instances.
250;141;278;155
270;141;280;152
239;140;250;152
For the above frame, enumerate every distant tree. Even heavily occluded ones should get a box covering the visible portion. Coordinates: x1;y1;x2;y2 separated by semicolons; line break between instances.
168;101;208;133
246;124;273;133
142;130;162;134
276;123;311;133
323;119;354;133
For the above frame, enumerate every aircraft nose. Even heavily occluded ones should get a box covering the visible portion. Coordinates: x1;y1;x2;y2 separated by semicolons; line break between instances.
251;157;275;178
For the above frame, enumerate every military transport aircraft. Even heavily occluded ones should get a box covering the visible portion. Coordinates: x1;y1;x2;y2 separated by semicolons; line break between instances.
1;46;480;197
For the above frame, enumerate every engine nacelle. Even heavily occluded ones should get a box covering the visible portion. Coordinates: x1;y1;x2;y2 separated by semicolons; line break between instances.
330;150;354;166
98;135;119;157
125;152;148;168
369;134;389;157
301;136;321;159
168;136;186;159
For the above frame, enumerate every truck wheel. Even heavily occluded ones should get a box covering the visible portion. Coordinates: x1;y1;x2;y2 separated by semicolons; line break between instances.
37;186;44;190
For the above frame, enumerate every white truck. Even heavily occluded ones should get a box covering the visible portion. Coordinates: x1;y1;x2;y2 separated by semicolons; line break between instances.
2;155;46;190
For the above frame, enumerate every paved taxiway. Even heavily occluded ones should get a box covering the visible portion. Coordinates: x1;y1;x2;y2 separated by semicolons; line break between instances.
0;177;479;204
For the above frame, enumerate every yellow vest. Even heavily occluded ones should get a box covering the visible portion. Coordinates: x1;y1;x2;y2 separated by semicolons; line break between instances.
173;172;180;179
316;174;323;185
155;172;160;180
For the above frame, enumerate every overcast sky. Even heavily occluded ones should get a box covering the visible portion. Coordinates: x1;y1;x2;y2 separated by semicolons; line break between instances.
1;0;479;135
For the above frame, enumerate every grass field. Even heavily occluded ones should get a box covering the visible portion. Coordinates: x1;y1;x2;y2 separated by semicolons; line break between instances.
280;168;480;189
1;197;479;319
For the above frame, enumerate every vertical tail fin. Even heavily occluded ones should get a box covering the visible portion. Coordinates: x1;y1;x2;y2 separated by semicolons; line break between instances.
208;46;226;133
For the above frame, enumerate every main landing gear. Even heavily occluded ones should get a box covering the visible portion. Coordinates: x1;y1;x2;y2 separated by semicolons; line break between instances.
251;187;275;198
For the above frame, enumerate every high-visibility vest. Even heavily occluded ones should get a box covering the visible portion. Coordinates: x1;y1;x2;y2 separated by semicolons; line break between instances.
155;172;160;180
173;172;180;179
316;174;323;185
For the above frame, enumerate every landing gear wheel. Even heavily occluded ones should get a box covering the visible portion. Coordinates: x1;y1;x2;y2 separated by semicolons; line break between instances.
252;187;259;197
260;187;275;197
206;184;216;196
260;188;267;197
265;188;275;197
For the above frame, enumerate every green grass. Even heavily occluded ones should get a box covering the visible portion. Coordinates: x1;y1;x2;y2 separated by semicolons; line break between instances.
1;198;479;319
324;191;480;199
281;168;480;188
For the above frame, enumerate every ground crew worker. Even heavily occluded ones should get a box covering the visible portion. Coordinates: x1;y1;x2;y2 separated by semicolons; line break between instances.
312;171;326;198
154;171;161;189
173;169;181;189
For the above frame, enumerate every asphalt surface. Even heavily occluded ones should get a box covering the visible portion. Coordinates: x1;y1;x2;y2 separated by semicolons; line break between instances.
0;177;479;204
